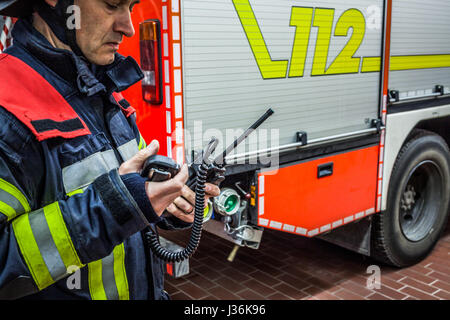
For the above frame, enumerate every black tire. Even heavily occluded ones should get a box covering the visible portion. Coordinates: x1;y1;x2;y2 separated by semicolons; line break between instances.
371;129;450;267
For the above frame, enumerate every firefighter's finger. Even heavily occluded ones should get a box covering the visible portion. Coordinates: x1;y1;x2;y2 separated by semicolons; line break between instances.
118;140;159;175
205;183;220;197
184;183;220;201
181;183;220;209
180;185;195;206
166;203;194;223
149;164;188;196
146;182;182;216
173;196;194;214
171;164;189;186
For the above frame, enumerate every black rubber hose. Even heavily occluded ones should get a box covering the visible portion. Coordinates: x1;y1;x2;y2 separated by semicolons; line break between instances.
146;162;209;263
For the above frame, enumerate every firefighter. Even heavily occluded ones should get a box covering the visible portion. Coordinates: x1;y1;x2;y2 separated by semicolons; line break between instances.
0;0;219;300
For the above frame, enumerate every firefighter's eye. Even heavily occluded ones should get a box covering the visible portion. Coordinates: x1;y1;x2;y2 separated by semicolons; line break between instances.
105;2;119;10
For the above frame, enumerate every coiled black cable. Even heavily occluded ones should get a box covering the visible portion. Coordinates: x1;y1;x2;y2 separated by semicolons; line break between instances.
146;161;209;263
142;109;274;263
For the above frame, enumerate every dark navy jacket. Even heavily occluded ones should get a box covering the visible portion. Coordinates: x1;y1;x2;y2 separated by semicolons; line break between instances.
0;17;171;300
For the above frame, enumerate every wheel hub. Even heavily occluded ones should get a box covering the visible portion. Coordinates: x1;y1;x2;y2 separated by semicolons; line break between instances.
398;160;443;242
400;185;416;212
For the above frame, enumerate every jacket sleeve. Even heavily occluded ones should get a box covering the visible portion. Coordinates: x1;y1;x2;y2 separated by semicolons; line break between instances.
0;109;155;299
127;114;193;231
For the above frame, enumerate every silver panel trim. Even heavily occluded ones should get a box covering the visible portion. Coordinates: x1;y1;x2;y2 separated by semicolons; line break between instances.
390;92;447;103
225;128;379;164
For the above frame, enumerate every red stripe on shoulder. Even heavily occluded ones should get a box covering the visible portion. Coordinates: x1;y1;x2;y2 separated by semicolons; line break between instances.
0;53;91;141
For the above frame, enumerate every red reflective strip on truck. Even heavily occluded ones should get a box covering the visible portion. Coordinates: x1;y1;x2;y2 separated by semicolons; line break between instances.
120;1;186;161
376;0;392;212
164;0;185;164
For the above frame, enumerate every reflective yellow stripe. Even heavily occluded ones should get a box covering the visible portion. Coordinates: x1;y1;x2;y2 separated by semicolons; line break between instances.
88;243;129;300
67;189;84;197
0;178;31;221
361;55;450;73
12;213;54;290
138;134;147;151
361;57;381;73
0;202;15;220
45;202;84;269
113;244;130;300
390;54;450;71
12;202;83;291
88;259;107;300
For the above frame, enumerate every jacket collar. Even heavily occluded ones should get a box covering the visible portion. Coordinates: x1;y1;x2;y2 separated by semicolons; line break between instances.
10;17;143;97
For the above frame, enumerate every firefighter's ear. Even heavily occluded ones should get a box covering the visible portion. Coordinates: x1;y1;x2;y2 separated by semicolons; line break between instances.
44;0;58;8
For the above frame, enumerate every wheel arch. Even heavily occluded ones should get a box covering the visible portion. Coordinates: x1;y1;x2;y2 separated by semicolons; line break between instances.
373;112;450;266
414;115;450;150
381;104;450;212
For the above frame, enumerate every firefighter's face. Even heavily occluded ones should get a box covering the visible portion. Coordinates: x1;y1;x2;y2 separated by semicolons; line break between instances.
74;0;140;65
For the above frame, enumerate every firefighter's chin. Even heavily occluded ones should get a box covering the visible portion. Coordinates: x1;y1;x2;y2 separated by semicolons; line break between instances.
85;47;117;66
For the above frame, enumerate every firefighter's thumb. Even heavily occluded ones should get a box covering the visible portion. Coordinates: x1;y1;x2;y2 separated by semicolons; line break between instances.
118;140;159;175
141;140;160;158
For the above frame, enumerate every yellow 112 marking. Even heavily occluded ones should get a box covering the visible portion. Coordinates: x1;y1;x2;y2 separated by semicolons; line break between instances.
232;0;366;79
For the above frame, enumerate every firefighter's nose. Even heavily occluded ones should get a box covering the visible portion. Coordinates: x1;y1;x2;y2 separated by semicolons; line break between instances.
114;11;135;38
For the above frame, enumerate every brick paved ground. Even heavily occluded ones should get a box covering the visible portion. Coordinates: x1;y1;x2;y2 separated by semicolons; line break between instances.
161;221;450;300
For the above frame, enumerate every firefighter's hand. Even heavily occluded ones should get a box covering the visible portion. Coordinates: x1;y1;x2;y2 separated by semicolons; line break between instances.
166;183;220;223
118;140;189;216
145;165;189;216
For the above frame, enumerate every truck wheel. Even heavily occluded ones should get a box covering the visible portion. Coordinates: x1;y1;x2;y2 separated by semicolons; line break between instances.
372;130;450;267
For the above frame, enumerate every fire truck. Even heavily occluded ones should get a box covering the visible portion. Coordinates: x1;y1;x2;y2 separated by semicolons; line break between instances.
1;0;449;268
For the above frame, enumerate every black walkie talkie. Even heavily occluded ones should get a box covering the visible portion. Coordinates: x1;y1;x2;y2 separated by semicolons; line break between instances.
141;155;181;182
141;109;274;262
